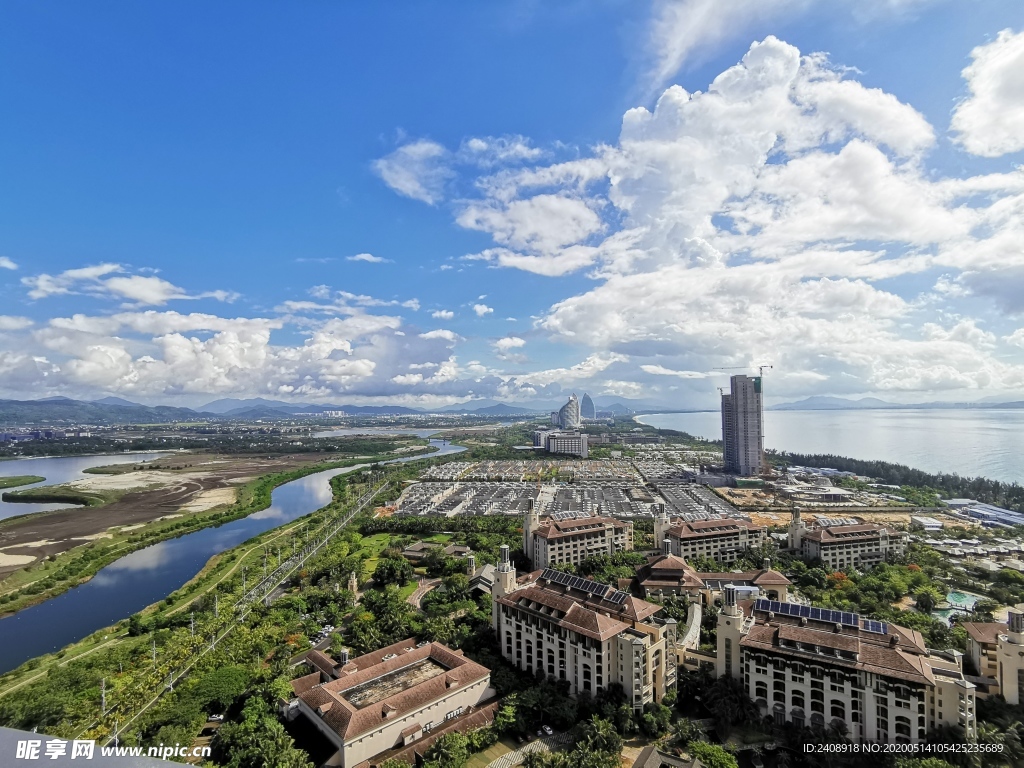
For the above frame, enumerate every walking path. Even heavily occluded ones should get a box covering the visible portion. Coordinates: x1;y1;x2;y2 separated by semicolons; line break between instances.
407;577;440;608
486;733;572;768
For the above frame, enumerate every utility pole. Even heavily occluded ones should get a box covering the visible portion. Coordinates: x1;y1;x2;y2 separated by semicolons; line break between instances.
101;678;106;714
190;612;195;637
214;593;219;619
152;638;157;668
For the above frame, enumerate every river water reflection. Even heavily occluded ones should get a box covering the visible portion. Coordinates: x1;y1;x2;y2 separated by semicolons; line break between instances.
0;440;463;674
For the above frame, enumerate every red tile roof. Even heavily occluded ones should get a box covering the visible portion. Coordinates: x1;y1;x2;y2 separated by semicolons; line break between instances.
963;622;1006;646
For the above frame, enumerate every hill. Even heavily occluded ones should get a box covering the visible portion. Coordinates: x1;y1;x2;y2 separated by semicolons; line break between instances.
0;398;209;425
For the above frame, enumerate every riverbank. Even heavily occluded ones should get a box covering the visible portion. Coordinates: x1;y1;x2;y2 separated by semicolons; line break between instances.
0;447;436;618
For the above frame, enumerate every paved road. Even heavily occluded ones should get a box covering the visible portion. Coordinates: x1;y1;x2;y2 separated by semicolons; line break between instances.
407;577;440;608
487;733;572;768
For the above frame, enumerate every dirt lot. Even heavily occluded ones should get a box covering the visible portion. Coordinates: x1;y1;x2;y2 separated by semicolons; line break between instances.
0;453;331;579
746;508;972;529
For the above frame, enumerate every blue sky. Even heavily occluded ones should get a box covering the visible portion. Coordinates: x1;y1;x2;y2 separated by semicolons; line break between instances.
1;0;1023;408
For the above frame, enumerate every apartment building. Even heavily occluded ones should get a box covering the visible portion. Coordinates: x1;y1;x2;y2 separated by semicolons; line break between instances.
634;552;791;604
963;621;1003;682
654;507;766;564
288;640;494;768
788;508;907;569
716;591;977;743
721;374;764;476
491;545;677;711
524;507;633;569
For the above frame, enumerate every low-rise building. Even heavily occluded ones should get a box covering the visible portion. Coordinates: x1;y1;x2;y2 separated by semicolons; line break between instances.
287;640;494;768
787;508;907;570
716;591;977;743
633;553;791;604
491;545;677;711
523;507;633;569
654;507;766;564
909;516;944;532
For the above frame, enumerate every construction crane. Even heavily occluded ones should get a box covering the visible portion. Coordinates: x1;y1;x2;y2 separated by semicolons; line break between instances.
713;363;773;376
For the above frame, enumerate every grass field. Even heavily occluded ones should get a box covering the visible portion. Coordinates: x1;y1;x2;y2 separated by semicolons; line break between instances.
0;475;44;490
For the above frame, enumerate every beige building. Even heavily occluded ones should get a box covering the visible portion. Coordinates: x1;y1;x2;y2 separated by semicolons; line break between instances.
491;545;677;711
995;612;1024;705
654;507;766;565
524;508;633;569
288;639;494;767
716;591;976;743
963;621;1003;682
788;508;907;570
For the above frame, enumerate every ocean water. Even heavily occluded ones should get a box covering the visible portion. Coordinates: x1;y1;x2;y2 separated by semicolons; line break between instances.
636;409;1024;484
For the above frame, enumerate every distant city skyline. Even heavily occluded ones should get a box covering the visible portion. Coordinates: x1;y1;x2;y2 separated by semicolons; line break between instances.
1;3;1023;409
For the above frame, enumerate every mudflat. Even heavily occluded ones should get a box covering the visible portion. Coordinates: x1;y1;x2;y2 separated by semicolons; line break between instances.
0;453;332;579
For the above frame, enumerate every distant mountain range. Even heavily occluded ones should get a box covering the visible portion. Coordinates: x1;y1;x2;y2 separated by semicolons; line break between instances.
0;395;641;426
769;396;1024;411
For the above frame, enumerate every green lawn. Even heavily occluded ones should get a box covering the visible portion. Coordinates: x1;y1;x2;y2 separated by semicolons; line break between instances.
0;475;45;489
465;738;516;768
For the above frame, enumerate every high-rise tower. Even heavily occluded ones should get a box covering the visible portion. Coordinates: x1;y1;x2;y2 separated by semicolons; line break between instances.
721;374;764;476
580;392;596;420
557;393;581;430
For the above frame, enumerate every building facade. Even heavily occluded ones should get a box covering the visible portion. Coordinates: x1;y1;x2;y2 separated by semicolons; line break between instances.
634;553;791;604
491;546;677;711
557;394;582;430
654;507;767;564
788;509;908;570
580;393;597;420
288;640;494;768
721;375;764;476
523;507;633;568
716;591;977;743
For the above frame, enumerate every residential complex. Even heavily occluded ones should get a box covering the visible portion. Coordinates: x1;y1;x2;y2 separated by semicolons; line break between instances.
716;591;977;743
721;374;764;476
287;639;495;768
533;429;589;458
523;507;633;568
491;545;678;711
654;506;767;564
787;508;908;569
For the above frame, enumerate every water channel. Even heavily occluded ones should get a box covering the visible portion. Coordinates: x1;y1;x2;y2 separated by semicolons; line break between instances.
0;453;173;520
0;440;463;674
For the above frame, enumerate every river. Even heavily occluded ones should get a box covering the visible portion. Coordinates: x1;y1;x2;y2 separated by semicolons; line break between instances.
637;409;1024;484
0;440;463;674
0;453;172;520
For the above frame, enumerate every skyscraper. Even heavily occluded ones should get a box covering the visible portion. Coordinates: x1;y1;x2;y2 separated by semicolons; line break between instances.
721;374;764;475
557;393;581;429
580;392;596;420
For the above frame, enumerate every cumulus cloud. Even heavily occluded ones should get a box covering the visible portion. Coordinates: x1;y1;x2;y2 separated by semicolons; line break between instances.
0;316;33;331
473;303;494;317
643;0;945;93
431;310;455;319
951;28;1024;157
0;257;17;270
379;35;1024;401
493;336;526;354
22;264;237;306
372;139;453;205
347;253;391;263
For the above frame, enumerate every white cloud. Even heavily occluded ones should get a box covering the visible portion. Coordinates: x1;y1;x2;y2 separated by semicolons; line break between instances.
473;304;494;317
951;28;1024;157
22;264;237;306
1006;329;1024;349
459;135;543;166
457;194;603;255
642;0;945;93
0;316;33;331
493;336;526;352
347;253;391;263
0;257;17;270
640;365;713;379
372;139;453;205
431;310;455;319
419;329;460;343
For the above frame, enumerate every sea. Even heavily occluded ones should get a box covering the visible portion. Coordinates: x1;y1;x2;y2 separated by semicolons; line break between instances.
636;409;1024;485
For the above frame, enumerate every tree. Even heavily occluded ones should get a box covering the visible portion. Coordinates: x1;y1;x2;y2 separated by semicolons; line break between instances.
688;742;738;768
424;731;469;768
914;587;942;614
373;557;414;587
574;715;623;756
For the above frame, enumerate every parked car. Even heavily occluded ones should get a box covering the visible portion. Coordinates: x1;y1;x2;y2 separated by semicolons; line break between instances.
542;725;553;736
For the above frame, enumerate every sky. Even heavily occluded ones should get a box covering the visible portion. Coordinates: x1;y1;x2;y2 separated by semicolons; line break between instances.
1;0;1023;409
